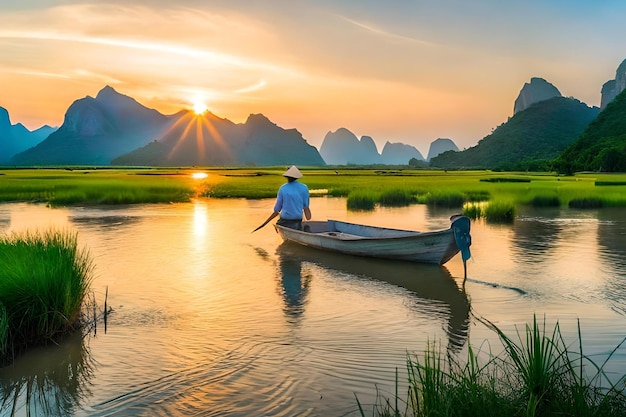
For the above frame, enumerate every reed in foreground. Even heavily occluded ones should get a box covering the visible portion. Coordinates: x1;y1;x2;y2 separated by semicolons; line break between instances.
357;315;626;417
0;230;94;365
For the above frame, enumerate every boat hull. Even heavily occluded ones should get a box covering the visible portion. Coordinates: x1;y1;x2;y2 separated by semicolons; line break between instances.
274;218;468;265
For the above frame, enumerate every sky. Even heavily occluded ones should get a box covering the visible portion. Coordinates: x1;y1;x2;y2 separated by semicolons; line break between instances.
1;0;625;155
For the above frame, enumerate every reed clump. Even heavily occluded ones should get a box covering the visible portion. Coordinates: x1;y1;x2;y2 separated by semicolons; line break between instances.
483;200;516;222
357;315;626;417
347;191;377;211
0;229;94;365
531;195;561;207
379;189;415;207
462;202;483;220
568;197;604;209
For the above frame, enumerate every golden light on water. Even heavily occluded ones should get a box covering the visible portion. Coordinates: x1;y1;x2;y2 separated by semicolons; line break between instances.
191;172;208;179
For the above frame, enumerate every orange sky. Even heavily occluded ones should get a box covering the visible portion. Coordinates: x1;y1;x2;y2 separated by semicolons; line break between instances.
1;1;625;155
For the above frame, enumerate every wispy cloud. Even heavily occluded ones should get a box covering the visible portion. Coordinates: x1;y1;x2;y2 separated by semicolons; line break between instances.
336;15;438;47
234;79;267;94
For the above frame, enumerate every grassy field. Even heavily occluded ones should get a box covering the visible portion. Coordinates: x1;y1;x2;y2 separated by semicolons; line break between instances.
1;167;626;211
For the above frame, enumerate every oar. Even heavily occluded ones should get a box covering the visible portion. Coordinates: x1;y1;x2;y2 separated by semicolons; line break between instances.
252;212;278;233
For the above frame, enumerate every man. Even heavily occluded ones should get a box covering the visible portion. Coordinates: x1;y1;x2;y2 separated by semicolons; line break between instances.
252;166;312;232
272;165;311;230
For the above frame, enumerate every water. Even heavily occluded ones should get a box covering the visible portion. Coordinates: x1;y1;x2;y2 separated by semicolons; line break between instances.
1;199;625;416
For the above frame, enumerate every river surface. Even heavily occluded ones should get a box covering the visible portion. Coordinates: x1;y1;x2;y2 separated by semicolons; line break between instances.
0;198;625;416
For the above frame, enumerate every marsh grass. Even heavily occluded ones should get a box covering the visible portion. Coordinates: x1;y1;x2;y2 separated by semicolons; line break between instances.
3;169;626;211
483;200;516;223
358;316;626;417
569;197;604;209
379;189;415;207
462;202;483;220
531;195;561;207
0;169;194;205
347;191;378;211
0;230;94;364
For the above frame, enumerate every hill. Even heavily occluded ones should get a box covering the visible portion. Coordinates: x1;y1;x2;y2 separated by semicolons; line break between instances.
11;86;169;165
555;88;626;173
11;86;325;166
112;112;325;166
430;97;599;170
0;107;56;164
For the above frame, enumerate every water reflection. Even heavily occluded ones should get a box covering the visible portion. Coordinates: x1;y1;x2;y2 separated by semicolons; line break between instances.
276;242;470;352
0;332;94;417
70;212;140;230
512;212;563;263
275;248;312;321
597;209;626;314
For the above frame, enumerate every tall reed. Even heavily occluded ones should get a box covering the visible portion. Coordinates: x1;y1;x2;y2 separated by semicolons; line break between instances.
357;315;626;417
0;229;94;364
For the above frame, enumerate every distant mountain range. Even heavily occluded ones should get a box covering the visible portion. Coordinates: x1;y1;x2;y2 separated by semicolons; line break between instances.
8;86;324;166
430;96;600;170
0;107;56;164
2;58;625;170
430;58;626;171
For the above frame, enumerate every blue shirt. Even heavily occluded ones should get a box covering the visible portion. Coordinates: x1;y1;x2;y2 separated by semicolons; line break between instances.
274;181;310;220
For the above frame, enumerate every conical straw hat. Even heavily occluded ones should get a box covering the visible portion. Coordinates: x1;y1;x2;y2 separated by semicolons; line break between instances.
283;165;303;178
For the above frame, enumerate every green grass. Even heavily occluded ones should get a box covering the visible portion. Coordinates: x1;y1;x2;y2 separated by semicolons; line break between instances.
0;168;195;206
347;190;378;211
569;197;604;209
379;189;415;207
358;315;626;417
462;200;516;222
0;229;94;364
483;200;516;223
3;169;626;215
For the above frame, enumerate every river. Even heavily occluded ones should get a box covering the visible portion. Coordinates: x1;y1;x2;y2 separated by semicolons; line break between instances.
0;198;625;416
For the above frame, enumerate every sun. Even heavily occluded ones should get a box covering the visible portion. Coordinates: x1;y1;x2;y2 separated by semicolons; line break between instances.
192;101;208;115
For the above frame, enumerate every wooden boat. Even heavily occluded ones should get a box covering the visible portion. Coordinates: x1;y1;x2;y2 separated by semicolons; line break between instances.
274;215;471;265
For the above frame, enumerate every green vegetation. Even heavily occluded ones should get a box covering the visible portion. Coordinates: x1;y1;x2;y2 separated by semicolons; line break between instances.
530;195;561;207
463;200;516;223
347;191;377;211
357;316;626;417
2;169;626;214
569;197;604;209
555;88;626;174
379;189;415;207
0;230;94;365
0;168;194;206
430;97;599;170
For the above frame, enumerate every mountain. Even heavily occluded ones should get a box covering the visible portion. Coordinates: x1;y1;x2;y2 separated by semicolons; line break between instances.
380;141;424;165
426;138;458;161
319;128;381;165
11;86;325;166
430;97;599;170
513;77;562;114
11;86;169;165
555;88;626;173
319;128;428;165
112;112;325;166
0;106;56;164
600;58;626;109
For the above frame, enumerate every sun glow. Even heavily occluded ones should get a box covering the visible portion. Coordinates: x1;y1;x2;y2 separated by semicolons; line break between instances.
191;172;208;179
192;101;208;115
